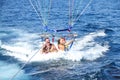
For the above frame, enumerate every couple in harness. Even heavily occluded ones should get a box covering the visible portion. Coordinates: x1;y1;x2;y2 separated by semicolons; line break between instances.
42;37;73;53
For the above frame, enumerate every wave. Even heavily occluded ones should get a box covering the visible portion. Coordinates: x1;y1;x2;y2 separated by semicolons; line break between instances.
1;29;109;62
0;61;29;80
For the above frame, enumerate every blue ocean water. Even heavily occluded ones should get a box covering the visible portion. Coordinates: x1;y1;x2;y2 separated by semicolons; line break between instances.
0;0;120;80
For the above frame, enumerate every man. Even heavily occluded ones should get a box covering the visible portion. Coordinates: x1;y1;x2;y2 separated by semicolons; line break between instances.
42;38;58;53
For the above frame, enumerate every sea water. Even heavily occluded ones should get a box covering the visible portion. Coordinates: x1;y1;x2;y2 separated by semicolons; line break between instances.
0;0;120;80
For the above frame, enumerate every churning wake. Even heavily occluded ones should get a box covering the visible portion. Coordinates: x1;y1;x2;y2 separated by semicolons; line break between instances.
0;61;29;80
0;29;109;62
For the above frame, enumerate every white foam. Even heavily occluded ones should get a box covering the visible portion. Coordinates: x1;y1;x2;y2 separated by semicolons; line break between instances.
1;29;109;62
0;40;2;47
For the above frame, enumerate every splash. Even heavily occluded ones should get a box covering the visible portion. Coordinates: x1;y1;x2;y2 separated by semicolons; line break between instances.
0;40;1;47
1;29;109;62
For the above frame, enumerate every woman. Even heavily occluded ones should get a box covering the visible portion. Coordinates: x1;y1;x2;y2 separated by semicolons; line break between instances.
58;37;73;51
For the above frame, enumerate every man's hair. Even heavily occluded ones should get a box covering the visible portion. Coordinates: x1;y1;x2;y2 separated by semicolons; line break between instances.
44;37;49;41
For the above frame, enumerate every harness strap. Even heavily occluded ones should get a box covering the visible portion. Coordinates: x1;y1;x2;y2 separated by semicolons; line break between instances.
68;36;76;50
44;26;72;32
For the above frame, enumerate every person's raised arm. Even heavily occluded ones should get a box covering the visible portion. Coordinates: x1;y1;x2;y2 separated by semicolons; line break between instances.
65;40;74;46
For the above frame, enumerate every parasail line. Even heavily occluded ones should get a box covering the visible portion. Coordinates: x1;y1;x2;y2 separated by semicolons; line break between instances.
29;0;46;26
8;48;42;80
73;0;93;25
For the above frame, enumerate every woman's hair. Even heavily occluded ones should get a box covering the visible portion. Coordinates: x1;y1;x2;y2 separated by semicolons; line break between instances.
58;39;61;45
58;37;65;45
